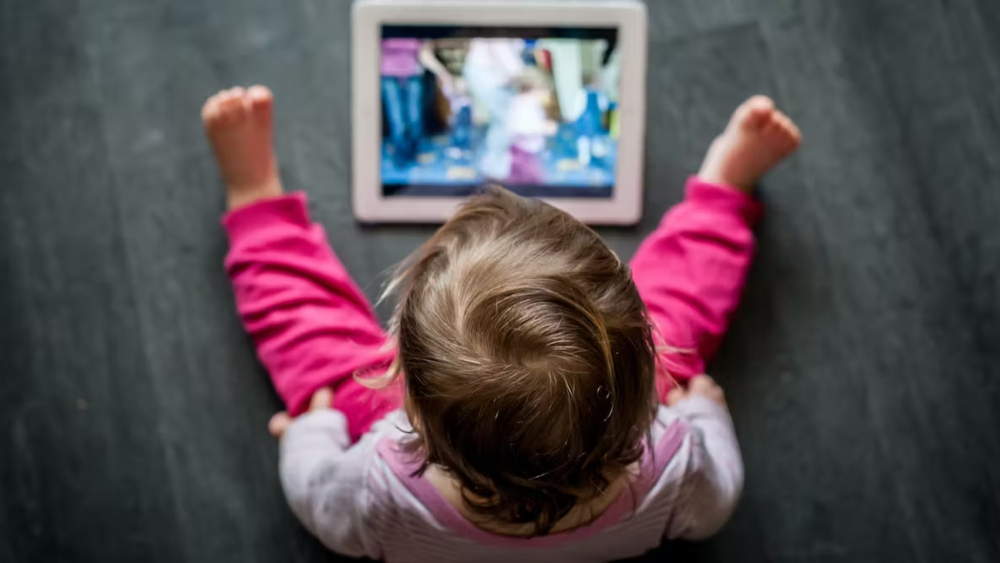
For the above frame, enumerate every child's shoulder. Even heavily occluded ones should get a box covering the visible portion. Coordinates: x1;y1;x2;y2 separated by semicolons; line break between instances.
630;406;702;506
650;403;691;443
366;409;415;451
364;410;423;475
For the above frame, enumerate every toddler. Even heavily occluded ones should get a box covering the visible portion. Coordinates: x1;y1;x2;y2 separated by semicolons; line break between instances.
202;86;800;562
505;68;558;185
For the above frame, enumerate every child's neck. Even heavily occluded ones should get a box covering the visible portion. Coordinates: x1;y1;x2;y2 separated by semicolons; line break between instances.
424;464;636;536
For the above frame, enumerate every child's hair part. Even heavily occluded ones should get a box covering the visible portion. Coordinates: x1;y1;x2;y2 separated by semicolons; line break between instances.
381;187;657;536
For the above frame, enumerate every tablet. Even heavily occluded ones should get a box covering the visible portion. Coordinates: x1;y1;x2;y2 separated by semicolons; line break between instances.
352;0;647;224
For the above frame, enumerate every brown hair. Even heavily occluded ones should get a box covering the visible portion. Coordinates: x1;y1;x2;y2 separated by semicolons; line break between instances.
382;187;656;536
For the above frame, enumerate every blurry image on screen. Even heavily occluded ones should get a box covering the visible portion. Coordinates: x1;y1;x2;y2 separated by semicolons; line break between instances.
379;26;619;198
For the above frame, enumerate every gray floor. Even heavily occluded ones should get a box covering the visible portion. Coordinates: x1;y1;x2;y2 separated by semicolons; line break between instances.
2;0;1000;561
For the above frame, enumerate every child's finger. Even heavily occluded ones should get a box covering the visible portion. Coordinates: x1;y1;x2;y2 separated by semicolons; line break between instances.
688;375;718;393
268;412;292;439
665;386;686;406
689;375;726;406
309;387;334;411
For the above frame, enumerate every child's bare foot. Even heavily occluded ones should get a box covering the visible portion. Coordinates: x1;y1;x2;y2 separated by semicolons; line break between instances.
202;85;283;210
697;95;801;192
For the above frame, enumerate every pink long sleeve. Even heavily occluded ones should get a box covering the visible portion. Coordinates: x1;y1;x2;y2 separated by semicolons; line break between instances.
630;177;762;401
223;194;402;442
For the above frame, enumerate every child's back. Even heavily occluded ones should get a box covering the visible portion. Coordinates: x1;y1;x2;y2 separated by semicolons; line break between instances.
202;87;800;561
275;188;742;561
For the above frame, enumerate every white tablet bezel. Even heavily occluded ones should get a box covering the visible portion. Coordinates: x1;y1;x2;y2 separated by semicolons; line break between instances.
352;0;647;225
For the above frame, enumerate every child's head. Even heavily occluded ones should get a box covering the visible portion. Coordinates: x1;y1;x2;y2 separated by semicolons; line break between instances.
384;188;657;535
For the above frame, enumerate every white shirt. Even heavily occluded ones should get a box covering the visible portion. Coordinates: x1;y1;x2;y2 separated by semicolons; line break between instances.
279;397;744;562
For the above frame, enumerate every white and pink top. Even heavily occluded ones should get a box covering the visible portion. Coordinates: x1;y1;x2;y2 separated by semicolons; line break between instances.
281;396;741;562
222;177;762;561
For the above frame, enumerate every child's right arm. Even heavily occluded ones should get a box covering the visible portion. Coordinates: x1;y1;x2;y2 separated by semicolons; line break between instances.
223;194;402;442
277;404;389;559
663;376;744;540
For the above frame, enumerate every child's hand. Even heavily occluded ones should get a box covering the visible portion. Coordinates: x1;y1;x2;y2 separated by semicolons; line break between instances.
267;387;334;439
665;375;726;408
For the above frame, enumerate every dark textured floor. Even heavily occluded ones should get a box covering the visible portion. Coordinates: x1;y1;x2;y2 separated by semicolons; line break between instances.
2;0;1000;561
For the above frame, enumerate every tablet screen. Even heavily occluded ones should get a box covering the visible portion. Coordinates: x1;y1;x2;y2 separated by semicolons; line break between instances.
379;26;620;198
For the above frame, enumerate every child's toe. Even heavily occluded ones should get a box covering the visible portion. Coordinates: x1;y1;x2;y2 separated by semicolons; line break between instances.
774;111;791;128
743;95;775;114
201;98;220;123
202;91;232;123
774;113;801;144
248;85;273;105
761;115;781;135
214;93;250;128
247;85;274;120
735;95;776;129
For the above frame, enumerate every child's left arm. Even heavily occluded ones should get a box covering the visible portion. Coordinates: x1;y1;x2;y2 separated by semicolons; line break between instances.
630;178;761;399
